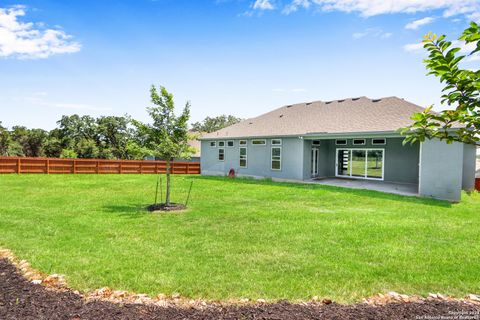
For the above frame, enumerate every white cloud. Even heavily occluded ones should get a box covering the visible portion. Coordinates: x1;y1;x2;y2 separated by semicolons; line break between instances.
405;17;435;30
352;28;392;39
403;42;424;52
282;0;310;14
0;6;81;59
253;0;275;10
280;0;480;20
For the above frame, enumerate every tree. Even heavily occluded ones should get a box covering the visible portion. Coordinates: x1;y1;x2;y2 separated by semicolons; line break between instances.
402;22;480;144
134;85;194;206
191;115;242;133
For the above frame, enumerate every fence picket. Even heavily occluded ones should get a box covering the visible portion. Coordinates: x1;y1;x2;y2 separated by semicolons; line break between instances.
0;157;200;175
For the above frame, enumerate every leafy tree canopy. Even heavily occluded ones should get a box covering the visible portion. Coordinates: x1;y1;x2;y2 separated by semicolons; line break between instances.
191;115;242;133
402;22;480;144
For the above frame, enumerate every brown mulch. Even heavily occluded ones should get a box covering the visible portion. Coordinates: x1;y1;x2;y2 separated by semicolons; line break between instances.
1;259;479;320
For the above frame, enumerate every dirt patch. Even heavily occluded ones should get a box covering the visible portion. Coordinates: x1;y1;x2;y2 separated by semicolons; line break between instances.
146;203;186;212
1;258;479;319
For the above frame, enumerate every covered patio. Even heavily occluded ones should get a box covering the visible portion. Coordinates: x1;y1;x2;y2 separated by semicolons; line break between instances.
309;177;419;197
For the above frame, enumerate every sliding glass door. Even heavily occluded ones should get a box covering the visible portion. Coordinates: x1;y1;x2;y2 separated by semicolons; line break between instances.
336;149;384;180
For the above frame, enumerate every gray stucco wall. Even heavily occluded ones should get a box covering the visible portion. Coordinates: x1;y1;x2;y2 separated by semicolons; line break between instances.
201;137;420;185
462;143;477;191
419;139;464;201
310;138;420;184
200;137;305;180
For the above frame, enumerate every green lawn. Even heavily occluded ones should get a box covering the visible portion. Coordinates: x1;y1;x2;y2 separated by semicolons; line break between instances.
0;174;479;303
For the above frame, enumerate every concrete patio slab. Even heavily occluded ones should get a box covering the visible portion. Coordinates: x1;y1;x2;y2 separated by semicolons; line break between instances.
309;177;419;197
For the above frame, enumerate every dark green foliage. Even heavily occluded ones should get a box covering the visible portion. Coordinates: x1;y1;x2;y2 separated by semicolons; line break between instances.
402;22;480;144
191;115;242;133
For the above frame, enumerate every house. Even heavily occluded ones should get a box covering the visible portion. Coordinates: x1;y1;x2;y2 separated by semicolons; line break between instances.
199;96;477;201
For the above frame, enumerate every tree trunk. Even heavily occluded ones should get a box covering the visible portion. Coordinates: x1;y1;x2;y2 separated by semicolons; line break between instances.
165;159;171;206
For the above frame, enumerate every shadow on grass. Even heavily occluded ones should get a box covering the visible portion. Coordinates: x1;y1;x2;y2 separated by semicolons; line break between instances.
189;175;452;208
102;204;150;218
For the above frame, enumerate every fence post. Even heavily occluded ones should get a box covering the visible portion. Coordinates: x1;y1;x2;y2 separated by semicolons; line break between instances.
96;161;99;174
73;160;76;174
119;161;122;174
46;159;50;174
17;158;21;174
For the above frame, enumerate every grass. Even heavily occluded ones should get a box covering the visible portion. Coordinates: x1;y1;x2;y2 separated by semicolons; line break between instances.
0;174;479;303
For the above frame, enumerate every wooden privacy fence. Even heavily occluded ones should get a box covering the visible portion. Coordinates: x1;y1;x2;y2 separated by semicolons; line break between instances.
0;157;200;174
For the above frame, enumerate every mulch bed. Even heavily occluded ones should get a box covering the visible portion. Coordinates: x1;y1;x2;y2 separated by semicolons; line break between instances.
1;258;479;320
147;203;186;212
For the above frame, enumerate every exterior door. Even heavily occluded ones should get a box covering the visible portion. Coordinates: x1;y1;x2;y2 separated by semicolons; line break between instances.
336;148;384;180
311;148;319;177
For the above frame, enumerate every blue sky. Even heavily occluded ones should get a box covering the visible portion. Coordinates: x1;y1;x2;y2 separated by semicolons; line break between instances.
0;0;479;129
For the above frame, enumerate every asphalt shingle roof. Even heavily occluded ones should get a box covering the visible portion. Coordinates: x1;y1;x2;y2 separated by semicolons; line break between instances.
202;96;425;139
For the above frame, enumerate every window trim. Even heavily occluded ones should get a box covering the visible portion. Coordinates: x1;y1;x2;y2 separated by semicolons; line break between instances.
227;140;234;147
271;138;282;145
218;141;225;147
239;140;247;145
372;138;386;145
312;140;321;146
209;141;216;147
239;146;247;168
335;139;347;146
271;146;282;171
251;139;266;146
218;148;225;161
352;138;366;146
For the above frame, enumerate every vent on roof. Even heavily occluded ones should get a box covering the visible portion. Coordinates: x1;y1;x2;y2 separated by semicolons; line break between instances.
337;99;345;103
279;114;284;118
306;102;313;106
325;101;332;104
372;99;382;102
249;122;253;125
286;105;292;108
352;97;360;101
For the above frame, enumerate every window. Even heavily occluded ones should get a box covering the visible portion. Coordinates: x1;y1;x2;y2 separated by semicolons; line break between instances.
227;140;234;147
239;147;247;168
210;141;216;147
335;139;347;145
252;139;266;146
239;140;247;145
353;139;366;145
312;140;321;146
271;147;281;170
372;138;386;145
271;139;282;145
336;148;384;180
218;148;225;161
218;141;225;147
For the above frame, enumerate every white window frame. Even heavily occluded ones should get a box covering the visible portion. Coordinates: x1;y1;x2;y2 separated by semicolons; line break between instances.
218;141;225;147
271;139;282;145
251;139;266;146
271;146;282;171
372;138;386;145
335;148;385;181
239;147;247;168
218;148;225;161
352;139;366;146
227;140;234;147
210;141;216;147
239;140;247;145
335;139;347;145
